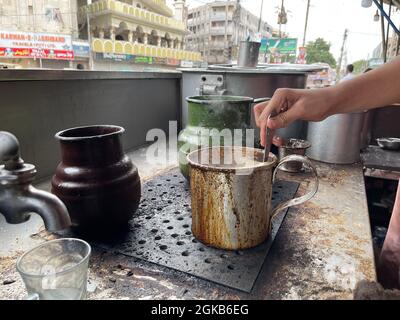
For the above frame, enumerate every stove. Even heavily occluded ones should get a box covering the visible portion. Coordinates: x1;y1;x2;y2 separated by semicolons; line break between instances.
96;168;300;292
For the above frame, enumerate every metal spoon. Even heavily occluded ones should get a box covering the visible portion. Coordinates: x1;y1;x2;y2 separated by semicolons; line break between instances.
263;110;277;162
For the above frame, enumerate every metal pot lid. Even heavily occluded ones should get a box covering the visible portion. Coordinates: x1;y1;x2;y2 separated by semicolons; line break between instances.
186;95;254;104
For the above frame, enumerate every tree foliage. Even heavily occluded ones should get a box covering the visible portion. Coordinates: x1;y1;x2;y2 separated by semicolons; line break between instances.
306;38;337;68
352;59;369;74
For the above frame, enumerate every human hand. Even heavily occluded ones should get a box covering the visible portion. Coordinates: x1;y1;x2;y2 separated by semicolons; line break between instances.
272;136;285;147
254;88;334;146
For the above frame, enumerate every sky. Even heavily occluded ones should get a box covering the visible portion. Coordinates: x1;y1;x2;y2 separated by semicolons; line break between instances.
167;0;400;63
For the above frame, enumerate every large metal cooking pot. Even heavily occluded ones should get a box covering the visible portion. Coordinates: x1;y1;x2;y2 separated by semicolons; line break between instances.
187;146;319;250
180;68;311;143
178;95;269;179
306;112;365;164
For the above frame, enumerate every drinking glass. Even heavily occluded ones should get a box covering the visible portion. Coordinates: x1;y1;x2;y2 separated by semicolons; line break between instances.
16;238;91;300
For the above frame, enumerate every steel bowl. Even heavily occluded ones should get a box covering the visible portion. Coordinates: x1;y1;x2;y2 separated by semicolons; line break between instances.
278;139;311;172
376;137;400;151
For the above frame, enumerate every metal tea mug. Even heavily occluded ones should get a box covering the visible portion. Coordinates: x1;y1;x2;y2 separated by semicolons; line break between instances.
187;146;319;250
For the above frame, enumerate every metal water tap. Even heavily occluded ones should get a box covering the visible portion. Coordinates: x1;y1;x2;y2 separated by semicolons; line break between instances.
0;131;71;231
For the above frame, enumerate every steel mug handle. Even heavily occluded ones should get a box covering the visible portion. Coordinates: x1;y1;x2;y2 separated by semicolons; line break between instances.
268;154;319;232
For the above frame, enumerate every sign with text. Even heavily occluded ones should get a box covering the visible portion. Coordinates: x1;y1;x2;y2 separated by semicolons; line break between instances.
296;46;307;64
102;52;133;61
72;41;90;58
260;38;298;54
98;53;185;66
0;30;73;60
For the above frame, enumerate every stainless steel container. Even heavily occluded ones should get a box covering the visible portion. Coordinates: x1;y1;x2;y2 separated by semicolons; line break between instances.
187;146;319;250
306;112;365;164
179;66;315;142
360;110;373;150
238;41;261;68
278;139;311;172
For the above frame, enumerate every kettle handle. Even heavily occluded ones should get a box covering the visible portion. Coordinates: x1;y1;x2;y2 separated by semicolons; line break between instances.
268;155;319;233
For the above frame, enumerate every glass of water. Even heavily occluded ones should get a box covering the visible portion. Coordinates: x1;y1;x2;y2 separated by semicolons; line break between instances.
16;238;91;300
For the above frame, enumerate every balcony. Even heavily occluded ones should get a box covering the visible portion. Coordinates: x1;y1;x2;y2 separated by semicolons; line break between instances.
209;42;227;49
210;26;234;35
187;16;206;24
80;0;186;34
92;38;202;61
210;13;233;21
140;0;173;17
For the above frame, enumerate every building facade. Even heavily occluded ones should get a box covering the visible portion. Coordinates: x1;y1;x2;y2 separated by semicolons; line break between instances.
0;0;84;69
372;36;399;62
185;1;273;64
79;0;202;70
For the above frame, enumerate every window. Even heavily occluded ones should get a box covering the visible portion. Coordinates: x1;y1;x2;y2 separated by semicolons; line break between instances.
28;5;33;15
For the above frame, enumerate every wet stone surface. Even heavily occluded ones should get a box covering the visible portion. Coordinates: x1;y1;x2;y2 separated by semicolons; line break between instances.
96;168;299;292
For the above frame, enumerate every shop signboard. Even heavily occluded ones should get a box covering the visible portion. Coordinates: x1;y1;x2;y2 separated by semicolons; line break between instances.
261;38;298;64
102;52;133;61
260;38;298;54
97;52;188;66
167;58;180;66
72;41;90;58
368;58;384;68
0;30;73;60
180;60;194;68
182;60;202;68
296;46;307;64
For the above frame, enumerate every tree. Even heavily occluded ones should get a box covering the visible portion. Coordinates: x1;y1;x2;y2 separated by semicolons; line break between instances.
306;38;337;68
352;59;369;74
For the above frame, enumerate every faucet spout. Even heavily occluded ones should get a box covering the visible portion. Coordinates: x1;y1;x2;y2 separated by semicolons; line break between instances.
0;131;71;231
25;186;71;231
0;184;71;231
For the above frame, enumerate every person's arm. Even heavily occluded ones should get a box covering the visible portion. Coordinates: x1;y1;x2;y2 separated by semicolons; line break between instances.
254;56;400;146
332;57;400;113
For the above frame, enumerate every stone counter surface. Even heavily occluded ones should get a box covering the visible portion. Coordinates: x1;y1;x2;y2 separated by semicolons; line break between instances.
0;146;376;300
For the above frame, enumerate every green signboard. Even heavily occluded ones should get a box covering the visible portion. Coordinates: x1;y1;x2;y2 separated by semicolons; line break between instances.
260;38;298;54
96;53;182;66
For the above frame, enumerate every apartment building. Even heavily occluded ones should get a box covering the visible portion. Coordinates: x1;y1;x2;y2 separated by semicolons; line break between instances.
78;0;202;70
185;1;273;64
0;0;82;69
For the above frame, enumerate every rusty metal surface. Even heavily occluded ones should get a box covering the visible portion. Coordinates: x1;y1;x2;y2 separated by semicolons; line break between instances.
1;158;376;300
250;162;376;299
361;145;400;172
364;168;400;181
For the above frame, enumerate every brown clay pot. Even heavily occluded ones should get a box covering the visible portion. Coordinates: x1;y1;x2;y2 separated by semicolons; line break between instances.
51;125;141;238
